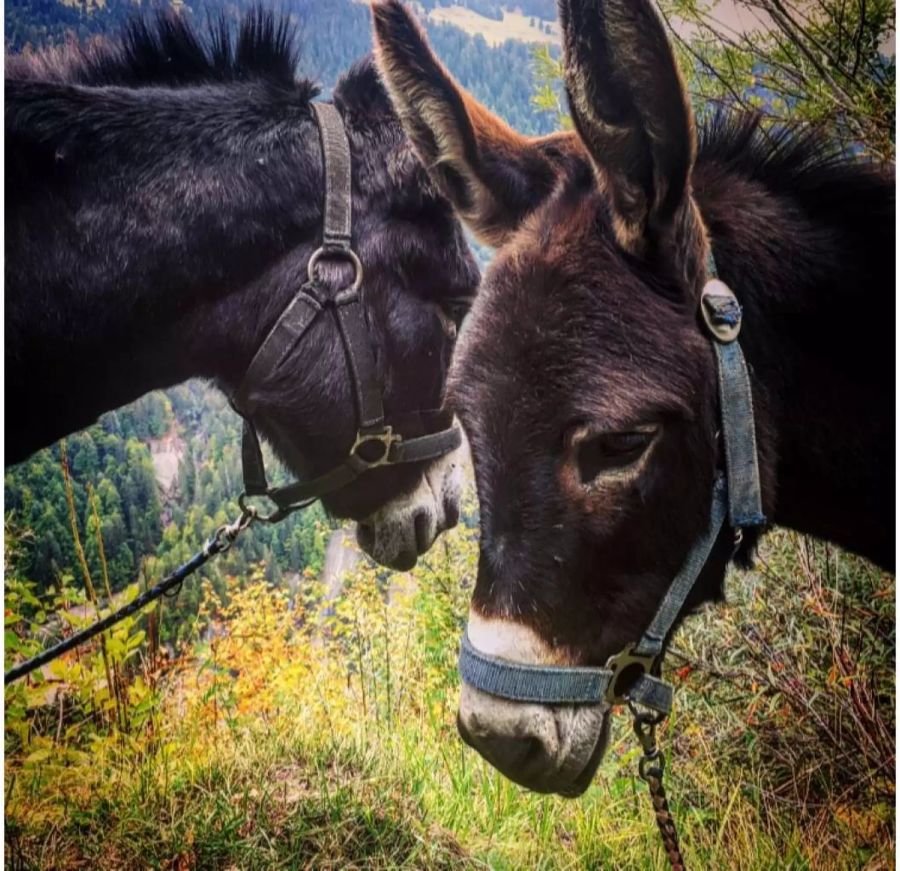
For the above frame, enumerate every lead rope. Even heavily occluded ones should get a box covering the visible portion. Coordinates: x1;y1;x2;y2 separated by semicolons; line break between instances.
4;505;260;685
630;702;686;871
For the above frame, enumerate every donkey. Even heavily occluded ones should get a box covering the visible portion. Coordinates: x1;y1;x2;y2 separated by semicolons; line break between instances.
7;10;480;570
373;0;894;794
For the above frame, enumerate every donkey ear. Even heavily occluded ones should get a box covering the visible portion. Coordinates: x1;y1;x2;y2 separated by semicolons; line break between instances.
371;0;557;247
560;0;696;254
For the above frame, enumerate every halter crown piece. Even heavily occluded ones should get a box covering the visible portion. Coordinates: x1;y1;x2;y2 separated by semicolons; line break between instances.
231;103;461;522
458;250;767;716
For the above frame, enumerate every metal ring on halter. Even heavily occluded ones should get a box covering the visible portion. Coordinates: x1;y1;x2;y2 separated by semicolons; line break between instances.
307;246;363;293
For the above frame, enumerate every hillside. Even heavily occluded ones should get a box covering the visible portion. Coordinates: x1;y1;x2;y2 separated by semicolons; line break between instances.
427;5;559;47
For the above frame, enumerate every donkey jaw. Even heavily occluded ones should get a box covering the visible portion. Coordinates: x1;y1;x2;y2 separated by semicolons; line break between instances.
457;614;610;796
355;444;464;570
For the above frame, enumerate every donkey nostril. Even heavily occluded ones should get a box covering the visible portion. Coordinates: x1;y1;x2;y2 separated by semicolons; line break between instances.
443;498;460;530
476;733;545;774
413;510;433;554
356;522;375;554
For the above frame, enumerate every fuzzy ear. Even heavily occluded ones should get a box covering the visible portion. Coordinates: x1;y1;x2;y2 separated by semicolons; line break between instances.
371;0;559;247
560;0;697;256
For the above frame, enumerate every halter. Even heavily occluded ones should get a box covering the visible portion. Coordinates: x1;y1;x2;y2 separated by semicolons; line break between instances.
232;103;462;523
458;252;766;716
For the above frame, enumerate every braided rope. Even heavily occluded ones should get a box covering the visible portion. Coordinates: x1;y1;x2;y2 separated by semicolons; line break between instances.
645;772;686;871
631;704;688;871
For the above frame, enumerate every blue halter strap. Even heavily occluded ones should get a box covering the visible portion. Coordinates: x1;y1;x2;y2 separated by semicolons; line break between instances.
458;253;766;716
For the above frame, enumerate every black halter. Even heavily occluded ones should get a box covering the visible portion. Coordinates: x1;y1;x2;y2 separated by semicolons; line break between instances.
232;102;461;523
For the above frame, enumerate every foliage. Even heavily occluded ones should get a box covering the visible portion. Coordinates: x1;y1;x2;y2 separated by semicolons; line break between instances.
658;0;894;159
5;479;894;869
5;383;334;651
6;395;167;589
527;1;894;159
531;43;571;130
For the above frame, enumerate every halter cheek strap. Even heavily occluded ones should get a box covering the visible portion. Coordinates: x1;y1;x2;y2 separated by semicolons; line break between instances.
232;102;461;522
457;251;766;716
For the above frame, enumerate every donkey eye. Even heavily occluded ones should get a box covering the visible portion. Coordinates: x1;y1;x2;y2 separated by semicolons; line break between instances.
575;430;655;483
441;298;472;330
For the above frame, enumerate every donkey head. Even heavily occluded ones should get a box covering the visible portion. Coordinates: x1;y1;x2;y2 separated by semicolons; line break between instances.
224;59;481;571
374;0;746;793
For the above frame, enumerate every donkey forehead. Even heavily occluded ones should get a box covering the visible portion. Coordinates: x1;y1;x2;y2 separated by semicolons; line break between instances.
451;218;703;421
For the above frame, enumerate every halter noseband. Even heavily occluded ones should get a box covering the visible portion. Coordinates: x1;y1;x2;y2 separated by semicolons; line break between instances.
232;102;461;523
458;253;766;718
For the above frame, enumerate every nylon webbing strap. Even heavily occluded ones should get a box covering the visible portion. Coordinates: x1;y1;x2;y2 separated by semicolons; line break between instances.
236;290;323;412
389;426;461;463
311;103;352;249
459;634;673;713
704;254;766;529
632;478;728;658
714;343;765;527
267;455;368;508
313;102;384;432
241;418;269;495
334;297;385;433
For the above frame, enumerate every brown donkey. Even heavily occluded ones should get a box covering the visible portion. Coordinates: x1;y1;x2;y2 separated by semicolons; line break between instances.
373;0;894;795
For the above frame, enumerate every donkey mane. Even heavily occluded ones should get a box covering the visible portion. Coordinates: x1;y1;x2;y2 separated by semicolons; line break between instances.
6;8;316;99
697;112;893;219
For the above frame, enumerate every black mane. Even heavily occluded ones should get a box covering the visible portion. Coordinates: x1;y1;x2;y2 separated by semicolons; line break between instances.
7;8;317;100
697;111;893;218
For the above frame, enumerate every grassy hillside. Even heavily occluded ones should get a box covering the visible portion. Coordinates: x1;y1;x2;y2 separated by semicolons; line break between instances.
5;483;894;869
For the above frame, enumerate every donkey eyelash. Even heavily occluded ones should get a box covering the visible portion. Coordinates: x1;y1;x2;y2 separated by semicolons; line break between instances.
566;424;660;485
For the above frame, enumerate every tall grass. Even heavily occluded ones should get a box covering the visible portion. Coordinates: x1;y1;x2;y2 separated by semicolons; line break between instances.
4;485;894;870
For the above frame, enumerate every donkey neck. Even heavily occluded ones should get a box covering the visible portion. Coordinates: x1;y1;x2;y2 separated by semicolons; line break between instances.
6;80;332;462
694;160;894;568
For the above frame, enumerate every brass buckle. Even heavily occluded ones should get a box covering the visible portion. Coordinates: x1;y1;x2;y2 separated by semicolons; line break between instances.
604;646;657;705
351;427;401;469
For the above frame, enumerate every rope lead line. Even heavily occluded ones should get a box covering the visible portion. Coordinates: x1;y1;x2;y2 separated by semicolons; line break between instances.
629;701;686;871
4;506;258;686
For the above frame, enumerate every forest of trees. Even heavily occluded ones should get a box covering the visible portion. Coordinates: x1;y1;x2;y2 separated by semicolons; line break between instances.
5;0;562;137
5;385;333;644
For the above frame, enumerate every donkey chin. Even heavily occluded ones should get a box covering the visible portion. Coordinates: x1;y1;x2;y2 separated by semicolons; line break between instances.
456;614;611;797
354;447;464;571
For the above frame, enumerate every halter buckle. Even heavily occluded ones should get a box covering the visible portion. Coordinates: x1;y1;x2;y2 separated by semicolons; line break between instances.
351;427;401;469
604;646;657;705
700;279;742;343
